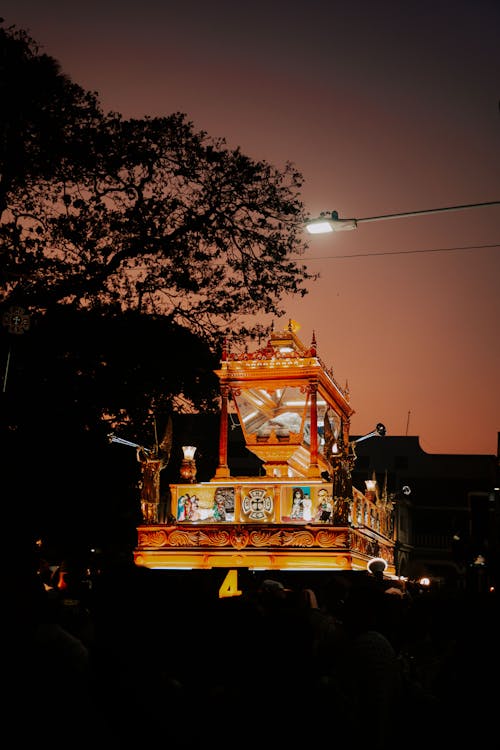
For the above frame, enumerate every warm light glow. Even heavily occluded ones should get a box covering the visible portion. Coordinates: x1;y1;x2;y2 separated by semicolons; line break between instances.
306;202;500;234
287;399;327;406
182;445;197;460
419;577;431;587
305;214;357;233
242;410;260;423
306;220;334;234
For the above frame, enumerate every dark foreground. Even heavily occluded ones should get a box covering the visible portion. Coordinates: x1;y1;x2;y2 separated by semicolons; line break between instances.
7;555;499;750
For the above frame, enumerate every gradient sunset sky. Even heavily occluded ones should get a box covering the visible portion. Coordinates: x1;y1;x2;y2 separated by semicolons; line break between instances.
3;0;500;455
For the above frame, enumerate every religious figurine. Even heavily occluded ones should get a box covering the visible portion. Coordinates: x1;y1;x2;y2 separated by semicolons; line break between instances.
136;417;173;522
323;408;340;470
290;487;306;519
330;436;356;525
314;487;333;522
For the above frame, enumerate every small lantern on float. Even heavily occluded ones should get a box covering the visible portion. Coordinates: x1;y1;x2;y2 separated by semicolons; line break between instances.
180;445;197;483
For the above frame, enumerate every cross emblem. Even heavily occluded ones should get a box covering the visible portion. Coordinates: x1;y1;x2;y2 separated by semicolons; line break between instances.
2;306;30;335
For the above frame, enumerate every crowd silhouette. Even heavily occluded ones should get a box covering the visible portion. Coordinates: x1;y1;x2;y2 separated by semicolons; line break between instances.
9;542;499;750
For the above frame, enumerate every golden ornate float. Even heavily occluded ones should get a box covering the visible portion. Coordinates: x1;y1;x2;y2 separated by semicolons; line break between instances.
134;322;395;573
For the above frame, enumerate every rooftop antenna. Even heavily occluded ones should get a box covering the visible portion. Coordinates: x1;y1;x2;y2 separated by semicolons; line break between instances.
405;411;411;436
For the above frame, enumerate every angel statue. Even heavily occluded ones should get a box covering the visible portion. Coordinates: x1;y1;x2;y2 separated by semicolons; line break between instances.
323;408;340;470
136;416;173;522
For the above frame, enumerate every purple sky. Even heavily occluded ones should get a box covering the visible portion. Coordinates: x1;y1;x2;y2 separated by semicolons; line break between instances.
3;1;500;455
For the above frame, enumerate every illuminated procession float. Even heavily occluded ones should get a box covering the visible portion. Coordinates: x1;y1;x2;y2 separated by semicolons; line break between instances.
133;322;396;573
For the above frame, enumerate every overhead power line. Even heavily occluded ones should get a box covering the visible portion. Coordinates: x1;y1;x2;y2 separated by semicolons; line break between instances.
302;242;500;260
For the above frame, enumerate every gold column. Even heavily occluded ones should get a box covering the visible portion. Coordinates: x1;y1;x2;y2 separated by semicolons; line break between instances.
215;384;231;478
307;381;321;478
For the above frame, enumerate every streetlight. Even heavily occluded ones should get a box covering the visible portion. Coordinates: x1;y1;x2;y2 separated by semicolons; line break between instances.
305;200;500;234
351;422;386;444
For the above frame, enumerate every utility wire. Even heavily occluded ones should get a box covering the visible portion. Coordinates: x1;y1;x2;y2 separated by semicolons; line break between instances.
301;242;500;260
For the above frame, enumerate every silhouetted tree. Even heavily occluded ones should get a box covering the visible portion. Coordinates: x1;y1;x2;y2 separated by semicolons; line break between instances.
0;22;104;213
0;307;222;546
1;23;315;348
0;23;316;552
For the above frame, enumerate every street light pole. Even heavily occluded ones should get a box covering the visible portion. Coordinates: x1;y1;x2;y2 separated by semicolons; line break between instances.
305;200;500;233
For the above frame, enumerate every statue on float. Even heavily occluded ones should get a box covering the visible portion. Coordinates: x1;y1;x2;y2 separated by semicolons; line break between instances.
323;411;356;524
108;416;173;524
136;416;173;523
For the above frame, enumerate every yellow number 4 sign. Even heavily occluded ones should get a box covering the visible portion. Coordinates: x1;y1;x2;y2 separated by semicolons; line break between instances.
219;569;242;598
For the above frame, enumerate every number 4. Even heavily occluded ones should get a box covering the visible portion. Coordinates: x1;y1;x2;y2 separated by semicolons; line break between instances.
219;569;242;598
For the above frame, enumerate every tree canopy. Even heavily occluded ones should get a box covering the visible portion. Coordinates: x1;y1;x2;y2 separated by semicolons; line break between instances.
0;22;317;551
1;23;315;348
0;23;103;212
4;112;313;339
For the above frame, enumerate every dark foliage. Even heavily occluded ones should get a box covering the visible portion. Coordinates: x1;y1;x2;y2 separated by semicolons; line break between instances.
0;22;315;554
0;307;220;550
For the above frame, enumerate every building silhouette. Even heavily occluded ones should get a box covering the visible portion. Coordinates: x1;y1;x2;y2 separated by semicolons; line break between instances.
350;432;499;591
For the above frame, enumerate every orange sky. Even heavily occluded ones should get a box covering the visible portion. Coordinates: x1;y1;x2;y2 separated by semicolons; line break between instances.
3;1;500;455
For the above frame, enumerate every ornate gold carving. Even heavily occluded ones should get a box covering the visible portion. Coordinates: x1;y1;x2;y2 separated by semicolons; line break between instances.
136;522;392;579
169;529;200;546
249;530;283;547
198;529;231;546
138;529;168;546
281;530;315;547
315;529;349;548
146;529;168;547
229;528;250;549
335;556;348;568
